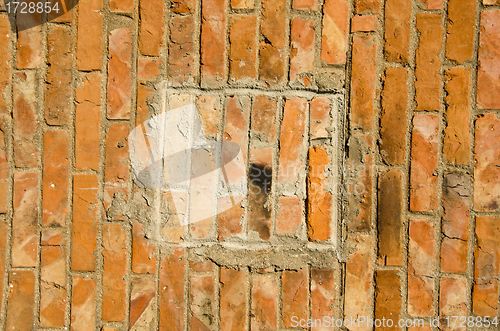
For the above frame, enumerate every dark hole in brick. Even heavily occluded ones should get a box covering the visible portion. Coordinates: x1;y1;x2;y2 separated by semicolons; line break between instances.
249;163;272;195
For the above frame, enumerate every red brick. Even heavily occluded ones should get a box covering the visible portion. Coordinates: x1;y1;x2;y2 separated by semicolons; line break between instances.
259;0;287;85
375;270;401;326
75;72;101;171
12;172;39;267
310;97;331;140
293;0;318;10
72;174;98;272
354;0;382;13
137;56;161;81
190;273;216;329
0;127;7;213
410;113;440;212
229;15;257;82
110;0;133;12
107;27;133;119
350;34;377;131
446;0;477;63
311;269;336;329
307;146;332;241
71;276;97;331
159;248;186;330
377;169;403;266
440;276;467;316
351;15;377;32
139;0;165;56
16;14;42;69
276;195;303;236
282;269;309;327
13;71;39;168
440;172;471;273
102;223;128;322
251;95;277;144
251;273;278;330
444;67;472;165
344;233;374;324
105;123;130;185
132;221;157;274
130;276;156;328
201;0;227;86
418;0;443;10
384;0;411;63
231;0;254;9
169;15;198;85
380;67;409;165
473;113;499;211
478;10;500;109
408;219;437;317
321;0;349;65
278;97;307;187
6;270;36;330
415;13;443;111
290;17;315;86
42;130;70;226
45;25;72;126
220;268;248;331
77;0;104;71
0;15;11;113
473;281;498;317
40;246;67;327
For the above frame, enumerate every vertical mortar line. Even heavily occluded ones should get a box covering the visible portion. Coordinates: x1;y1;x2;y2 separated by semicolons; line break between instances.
277;269;283;329
246;266;251;331
272;95;284;237
243;95;252;240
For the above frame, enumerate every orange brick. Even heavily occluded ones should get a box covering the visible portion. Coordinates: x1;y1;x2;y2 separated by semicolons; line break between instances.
6;270;36;330
137;56;161;81
229;15;257;82
415;13;443;111
196;94;222;139
351;15;377;32
282;269;309;327
16;14;42;68
45;25;72;125
473;281;498;317
169;15;197;85
473;113;499;211
0;15;11;113
231;0;254;9
384;0;411;63
321;0;350;65
410;113;440;212
418;0;443;10
251;273;278;330
159;248;186;330
71;276;97;331
72;174;99;272
132;221;157;274
220;267;248;331
105;123;130;185
276;195;303;236
130;276;156;328
190;273;216;329
354;0;382;13
311;269;336;329
0;127;7;213
12;172;39;267
375;270;401;325
109;0;134;12
139;0;165;56
102;223;128;322
107;27;133;119
41;227;64;246
42;130;70;226
309;97;332;140
293;0;318;10
440;276;467;316
446;0;477;63
477;10;500;109
251;95;277;144
290;17;315;86
0;222;7;312
201;0;227;86
40;246;67;327
77;0;104;71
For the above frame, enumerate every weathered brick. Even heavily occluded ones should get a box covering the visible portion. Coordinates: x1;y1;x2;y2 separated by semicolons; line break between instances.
473;281;498;317
377;169;403;266
75;72;101;170
72;174;98;272
0;15;11;113
12;172;39;267
351;15;377;32
384;0;410;63
41;227;64;246
190;273;216;329
107;27;132;119
484;0;500;4
171;0;196;13
71;276;97;331
42;130;70;227
220;267;248;331
474;216;500;281
446;0;477;63
293;0;318;10
40;245;67;327
477;10;500;109
375;270;401;327
159;248;186;330
169;15;197;85
282;269;309;327
231;0;254;9
259;0;287;85
196;95;222;139
473;113;499;211
110;0;133;12
380;67;409;165
0;127;7;213
311;269;336;329
350;34;377;131
307;146;332;241
418;0;443;9
415;13;443;111
6;270;35;330
251;95;277;144
251;273;278;330
440;276;467;316
0;222;7;312
45;25;72;126
130;276;156;329
201;0;226;86
77;0;104;71
229;15;257;82
354;0;382;13
13;71;39;168
408;218;437;317
137;57;161;81
132;220;157;274
105;123;130;185
102;223;128;322
139;0;165;56
310;97;331;140
321;0;349;65
290;17;315;86
16;14;42;68
444;67;472;165
276;195;303;236
409;113;439;212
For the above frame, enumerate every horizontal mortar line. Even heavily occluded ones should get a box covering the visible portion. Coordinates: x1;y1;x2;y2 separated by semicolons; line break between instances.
154;241;338;251
162;86;345;97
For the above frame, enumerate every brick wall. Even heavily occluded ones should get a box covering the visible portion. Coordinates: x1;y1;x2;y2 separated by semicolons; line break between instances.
0;0;499;330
